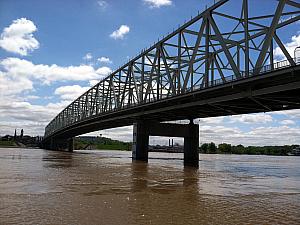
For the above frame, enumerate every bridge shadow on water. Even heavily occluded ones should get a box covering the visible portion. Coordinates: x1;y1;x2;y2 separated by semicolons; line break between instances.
42;150;76;168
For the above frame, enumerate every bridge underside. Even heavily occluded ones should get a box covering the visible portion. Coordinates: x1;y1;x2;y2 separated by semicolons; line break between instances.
43;66;300;167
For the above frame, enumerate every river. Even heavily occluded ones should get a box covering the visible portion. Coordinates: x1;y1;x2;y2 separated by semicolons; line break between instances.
0;148;299;225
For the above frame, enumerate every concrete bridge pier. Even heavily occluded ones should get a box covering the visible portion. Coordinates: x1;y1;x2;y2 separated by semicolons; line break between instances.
132;121;149;162
184;121;199;167
44;137;74;152
68;138;74;152
132;120;199;167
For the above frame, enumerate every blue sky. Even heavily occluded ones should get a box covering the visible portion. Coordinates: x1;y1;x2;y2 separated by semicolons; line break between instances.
0;0;300;146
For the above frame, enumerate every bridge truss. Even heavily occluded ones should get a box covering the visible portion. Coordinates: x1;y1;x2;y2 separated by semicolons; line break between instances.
45;0;300;137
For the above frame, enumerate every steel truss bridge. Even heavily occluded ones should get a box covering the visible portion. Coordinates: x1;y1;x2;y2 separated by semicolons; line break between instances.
43;0;300;166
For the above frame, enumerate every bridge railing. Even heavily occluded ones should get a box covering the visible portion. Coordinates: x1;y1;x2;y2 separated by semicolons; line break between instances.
188;57;299;92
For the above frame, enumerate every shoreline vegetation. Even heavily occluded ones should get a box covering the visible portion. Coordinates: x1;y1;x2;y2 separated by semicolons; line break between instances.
0;136;299;156
0;140;18;148
74;137;299;156
75;136;131;151
199;142;298;156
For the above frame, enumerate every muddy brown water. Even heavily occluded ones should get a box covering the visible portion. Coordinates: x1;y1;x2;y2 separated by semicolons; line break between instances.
0;148;299;225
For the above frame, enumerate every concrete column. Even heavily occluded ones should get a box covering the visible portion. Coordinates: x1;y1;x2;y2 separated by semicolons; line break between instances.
68;138;74;152
184;121;199;168
131;120;199;167
47;137;60;150
132;121;149;162
43;137;74;152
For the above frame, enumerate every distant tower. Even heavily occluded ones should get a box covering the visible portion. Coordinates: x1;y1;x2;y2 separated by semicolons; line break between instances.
20;129;24;139
14;129;17;140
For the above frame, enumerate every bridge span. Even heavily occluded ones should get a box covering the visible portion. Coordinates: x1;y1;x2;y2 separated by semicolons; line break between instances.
42;0;300;167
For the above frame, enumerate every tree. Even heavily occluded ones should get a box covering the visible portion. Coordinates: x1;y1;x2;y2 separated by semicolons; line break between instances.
208;142;217;153
200;143;209;153
232;144;245;154
218;143;232;154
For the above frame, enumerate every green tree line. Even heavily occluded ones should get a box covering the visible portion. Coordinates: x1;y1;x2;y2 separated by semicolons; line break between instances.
199;142;298;156
75;136;132;151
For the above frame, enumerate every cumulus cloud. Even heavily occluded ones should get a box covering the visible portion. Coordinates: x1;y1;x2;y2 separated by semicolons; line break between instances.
0;18;39;56
55;85;89;101
229;114;273;124
110;25;130;40
0;72;33;97
96;66;112;76
97;56;112;64
274;33;300;61
0;55;114;136
0;57;111;85
143;0;172;8
0;96;69;136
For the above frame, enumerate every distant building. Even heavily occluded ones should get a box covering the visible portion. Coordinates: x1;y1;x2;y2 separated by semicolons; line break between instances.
1;135;13;141
289;147;300;156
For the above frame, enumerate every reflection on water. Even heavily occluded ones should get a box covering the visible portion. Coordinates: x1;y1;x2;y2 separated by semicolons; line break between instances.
0;148;299;224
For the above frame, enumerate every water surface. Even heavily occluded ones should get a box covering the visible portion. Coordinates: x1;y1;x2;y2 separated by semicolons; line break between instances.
0;148;299;224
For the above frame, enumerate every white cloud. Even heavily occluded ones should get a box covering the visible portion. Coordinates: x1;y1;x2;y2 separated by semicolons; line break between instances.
272;109;300;119
200;124;300;146
83;52;93;60
55;85;89;101
280;120;296;125
0;96;69;136
143;0;172;8
0;56;114;136
201;117;225;124
24;95;40;100
0;18;39;56
97;56;112;64
274;33;300;60
83;53;94;66
96;66;112;76
0;71;33;97
0;57;111;85
89;80;100;86
229;114;273;124
87;126;133;142
97;0;108;10
110;25;130;40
